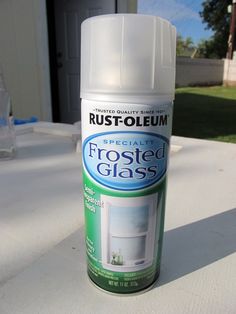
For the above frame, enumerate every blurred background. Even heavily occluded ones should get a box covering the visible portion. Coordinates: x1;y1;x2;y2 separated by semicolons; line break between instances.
0;0;235;143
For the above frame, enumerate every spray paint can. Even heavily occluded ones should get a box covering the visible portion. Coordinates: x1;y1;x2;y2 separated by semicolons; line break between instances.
81;14;176;294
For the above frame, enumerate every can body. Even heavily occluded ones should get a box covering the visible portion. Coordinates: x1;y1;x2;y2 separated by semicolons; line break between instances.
82;99;173;294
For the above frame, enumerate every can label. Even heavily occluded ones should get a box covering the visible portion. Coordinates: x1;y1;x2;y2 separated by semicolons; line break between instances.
82;99;173;293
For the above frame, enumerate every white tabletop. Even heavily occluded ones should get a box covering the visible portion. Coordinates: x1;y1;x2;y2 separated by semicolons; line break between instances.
0;125;83;284
0;127;236;314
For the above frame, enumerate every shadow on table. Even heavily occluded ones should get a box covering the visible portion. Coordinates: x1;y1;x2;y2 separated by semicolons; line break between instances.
156;207;236;287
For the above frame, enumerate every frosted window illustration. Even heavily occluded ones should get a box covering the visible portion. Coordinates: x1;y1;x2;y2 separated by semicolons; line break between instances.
101;194;157;271
111;236;146;262
109;205;149;234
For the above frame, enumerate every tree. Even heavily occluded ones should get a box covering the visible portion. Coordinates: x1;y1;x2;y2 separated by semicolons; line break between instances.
199;0;232;58
196;38;221;59
176;35;195;56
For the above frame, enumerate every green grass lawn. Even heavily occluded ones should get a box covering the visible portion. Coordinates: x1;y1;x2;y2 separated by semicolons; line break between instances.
173;86;236;143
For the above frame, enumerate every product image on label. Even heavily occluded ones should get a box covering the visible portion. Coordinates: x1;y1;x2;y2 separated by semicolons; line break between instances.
101;194;158;272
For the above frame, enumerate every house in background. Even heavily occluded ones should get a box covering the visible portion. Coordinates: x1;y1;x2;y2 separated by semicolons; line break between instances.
0;0;137;123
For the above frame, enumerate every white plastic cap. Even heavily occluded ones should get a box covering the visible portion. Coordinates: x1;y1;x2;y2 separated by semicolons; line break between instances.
81;14;176;103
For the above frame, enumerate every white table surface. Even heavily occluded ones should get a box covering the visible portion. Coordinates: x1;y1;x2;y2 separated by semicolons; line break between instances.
0;127;236;314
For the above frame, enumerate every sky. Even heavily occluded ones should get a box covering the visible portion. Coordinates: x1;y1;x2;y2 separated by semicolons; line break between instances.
138;0;213;44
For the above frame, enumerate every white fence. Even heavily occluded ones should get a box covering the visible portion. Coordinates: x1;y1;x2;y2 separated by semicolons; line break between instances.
176;57;236;87
224;59;236;86
176;57;224;87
